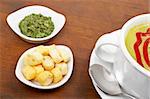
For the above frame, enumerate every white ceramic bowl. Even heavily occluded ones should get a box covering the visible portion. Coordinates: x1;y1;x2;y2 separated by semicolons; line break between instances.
7;5;66;43
15;45;73;89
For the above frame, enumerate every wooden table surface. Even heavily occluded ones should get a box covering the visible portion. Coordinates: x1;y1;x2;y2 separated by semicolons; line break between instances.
0;0;149;99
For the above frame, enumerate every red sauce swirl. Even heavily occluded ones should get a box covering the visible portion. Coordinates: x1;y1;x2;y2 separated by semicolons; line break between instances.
134;28;150;67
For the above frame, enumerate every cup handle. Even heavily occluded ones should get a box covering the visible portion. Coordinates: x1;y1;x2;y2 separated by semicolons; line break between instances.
95;30;121;64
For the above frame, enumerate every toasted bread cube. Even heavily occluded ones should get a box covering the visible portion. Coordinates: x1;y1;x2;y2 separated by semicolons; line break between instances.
24;52;43;66
35;71;53;86
58;49;70;62
42;56;54;71
51;67;63;83
22;66;36;80
34;65;44;74
49;45;63;63
55;62;68;76
35;45;49;56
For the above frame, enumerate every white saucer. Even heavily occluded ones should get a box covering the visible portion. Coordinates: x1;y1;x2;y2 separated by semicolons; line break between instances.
89;31;131;99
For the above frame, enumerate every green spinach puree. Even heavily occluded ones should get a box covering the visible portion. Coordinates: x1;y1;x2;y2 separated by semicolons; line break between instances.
19;13;54;38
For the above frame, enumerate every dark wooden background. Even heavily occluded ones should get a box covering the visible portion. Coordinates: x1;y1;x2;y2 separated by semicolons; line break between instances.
0;0;149;99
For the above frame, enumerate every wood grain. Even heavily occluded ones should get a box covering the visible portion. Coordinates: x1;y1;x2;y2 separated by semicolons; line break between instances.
0;0;149;99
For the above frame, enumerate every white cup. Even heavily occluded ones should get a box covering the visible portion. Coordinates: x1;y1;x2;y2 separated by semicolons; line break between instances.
95;14;150;99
